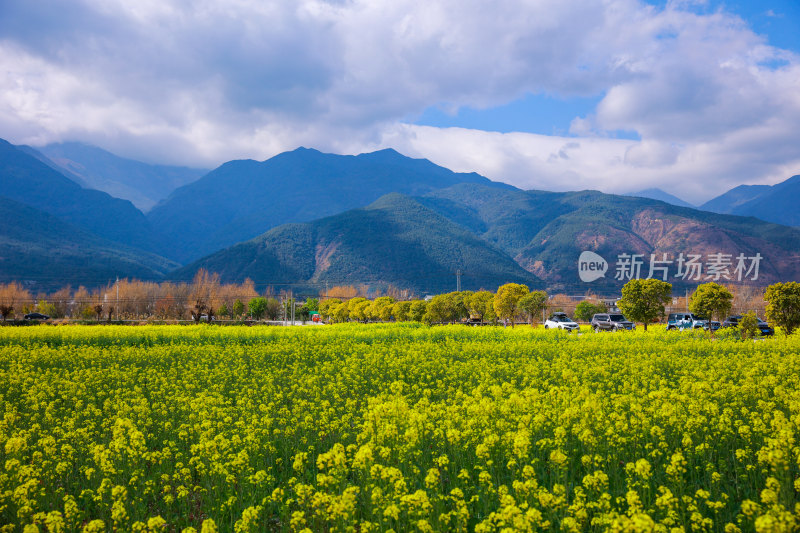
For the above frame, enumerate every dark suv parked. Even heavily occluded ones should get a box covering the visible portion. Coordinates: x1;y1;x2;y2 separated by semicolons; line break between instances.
591;313;635;332
721;315;774;336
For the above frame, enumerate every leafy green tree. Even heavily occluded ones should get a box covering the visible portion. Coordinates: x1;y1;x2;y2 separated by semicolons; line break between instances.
232;299;245;318
493;283;529;327
518;290;548;326
690;282;733;335
304;298;319;312
36;300;57;318
738;312;760;340
218;302;230;318
764;281;800;335
248;297;267;320
371;297;396;322
423;294;449;324
409;300;428;322
319;298;342;322
464;290;496;324
332;301;350;323
617;279;673;331
265;298;282;320
348;298;369;322
392;301;412;322
574;301;607;323
425;292;468;324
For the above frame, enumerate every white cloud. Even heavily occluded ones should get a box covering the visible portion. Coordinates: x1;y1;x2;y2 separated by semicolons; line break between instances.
0;0;798;203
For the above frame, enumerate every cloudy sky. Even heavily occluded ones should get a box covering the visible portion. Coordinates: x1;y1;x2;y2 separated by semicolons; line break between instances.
1;0;799;203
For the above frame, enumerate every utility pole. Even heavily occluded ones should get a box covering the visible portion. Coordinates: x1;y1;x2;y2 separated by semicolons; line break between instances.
116;276;119;321
456;269;462;292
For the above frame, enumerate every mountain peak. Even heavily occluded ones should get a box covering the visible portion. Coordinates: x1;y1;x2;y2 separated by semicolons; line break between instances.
626;188;694;208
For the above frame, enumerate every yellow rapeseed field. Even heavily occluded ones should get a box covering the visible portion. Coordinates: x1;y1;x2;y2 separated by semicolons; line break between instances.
1;324;798;532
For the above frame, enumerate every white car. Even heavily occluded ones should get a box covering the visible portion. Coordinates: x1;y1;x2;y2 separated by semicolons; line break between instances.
544;313;579;331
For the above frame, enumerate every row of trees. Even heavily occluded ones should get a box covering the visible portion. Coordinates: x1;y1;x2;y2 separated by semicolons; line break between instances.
318;284;558;326
0;271;320;322
2;273;797;333
616;279;800;336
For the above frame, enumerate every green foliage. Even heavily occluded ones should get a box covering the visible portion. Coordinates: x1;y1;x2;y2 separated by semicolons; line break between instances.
304;298;319;312
36;300;57;318
493;283;529;327
518;290;548;326
232;299;245;318
408;300;428;322
464;290;496;324
764;281;800;335
391;301;412;322
617;279;673;331
265;298;281;320
247;297;267;320
370;297;396;322
319;298;342;322
424;292;467;324
690;282;734;331
574;301;607;323
217;302;230;318
738;312;760;340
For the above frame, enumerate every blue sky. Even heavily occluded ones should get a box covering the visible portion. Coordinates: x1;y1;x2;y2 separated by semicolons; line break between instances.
1;0;798;203
413;1;799;139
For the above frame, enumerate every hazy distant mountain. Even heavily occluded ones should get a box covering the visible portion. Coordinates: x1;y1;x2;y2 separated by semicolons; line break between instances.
700;175;800;227
15;144;91;188
170;193;539;294
699;184;771;214
0;197;178;291
39;142;208;211
626;188;694;208
149;147;508;263
0;138;163;253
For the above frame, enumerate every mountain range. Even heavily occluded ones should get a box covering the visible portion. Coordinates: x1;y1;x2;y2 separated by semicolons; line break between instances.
0;196;177;291
1;136;798;295
699;175;800;227
148;147;504;263
32;142;207;212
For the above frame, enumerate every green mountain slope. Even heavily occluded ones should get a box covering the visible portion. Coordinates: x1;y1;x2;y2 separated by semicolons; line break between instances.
0;139;163;253
0;197;178;291
420;184;800;292
149;147;509;263
170;193;540;295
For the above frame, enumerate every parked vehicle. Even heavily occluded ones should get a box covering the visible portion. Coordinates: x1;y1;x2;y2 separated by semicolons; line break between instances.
591;313;635;332
544;312;579;331
667;312;720;331
721;315;774;336
23;312;50;320
667;312;701;331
